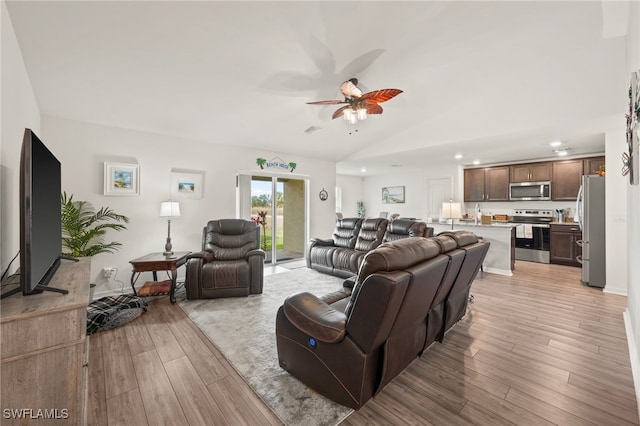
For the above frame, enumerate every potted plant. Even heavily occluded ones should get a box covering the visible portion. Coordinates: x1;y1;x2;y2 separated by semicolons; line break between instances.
61;192;129;257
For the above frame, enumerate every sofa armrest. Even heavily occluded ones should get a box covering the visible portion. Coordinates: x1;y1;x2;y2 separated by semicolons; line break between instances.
247;248;266;259
283;292;347;343
343;275;357;289
310;237;335;247
187;251;214;263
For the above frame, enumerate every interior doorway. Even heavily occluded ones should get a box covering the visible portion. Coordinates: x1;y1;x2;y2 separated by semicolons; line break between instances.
237;173;306;264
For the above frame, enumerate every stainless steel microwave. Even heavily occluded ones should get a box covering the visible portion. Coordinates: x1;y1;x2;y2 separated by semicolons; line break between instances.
509;181;551;201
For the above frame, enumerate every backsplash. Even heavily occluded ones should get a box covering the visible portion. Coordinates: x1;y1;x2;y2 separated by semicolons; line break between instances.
462;201;577;221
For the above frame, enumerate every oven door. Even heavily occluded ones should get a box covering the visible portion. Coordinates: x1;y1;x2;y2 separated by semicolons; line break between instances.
514;224;550;263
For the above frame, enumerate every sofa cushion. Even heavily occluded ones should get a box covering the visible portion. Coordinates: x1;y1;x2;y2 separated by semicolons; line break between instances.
354;218;388;251
382;219;427;243
431;235;458;253
201;260;250;289
332;218;363;248
332;248;365;275
437;230;479;247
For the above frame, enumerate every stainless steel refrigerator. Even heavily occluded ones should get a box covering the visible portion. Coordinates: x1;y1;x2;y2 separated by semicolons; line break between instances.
575;175;606;288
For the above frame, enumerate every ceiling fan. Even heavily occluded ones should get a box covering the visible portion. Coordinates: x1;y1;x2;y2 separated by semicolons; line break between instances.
307;78;403;123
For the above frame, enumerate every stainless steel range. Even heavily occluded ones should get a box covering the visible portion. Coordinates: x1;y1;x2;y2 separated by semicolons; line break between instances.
511;209;553;264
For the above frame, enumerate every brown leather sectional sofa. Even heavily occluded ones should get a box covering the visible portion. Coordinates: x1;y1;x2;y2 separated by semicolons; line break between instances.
307;217;432;278
276;231;489;409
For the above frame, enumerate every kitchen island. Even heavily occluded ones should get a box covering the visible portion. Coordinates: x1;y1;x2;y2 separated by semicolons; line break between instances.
430;222;516;276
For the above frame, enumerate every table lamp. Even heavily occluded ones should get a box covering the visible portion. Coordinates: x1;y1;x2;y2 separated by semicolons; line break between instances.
442;200;462;230
160;201;181;255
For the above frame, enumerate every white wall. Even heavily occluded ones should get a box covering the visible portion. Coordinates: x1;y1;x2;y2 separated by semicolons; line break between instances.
605;130;628;296
625;0;640;408
36;116;336;297
362;170;426;219
335;174;363;218
1;0;41;275
345;163;463;221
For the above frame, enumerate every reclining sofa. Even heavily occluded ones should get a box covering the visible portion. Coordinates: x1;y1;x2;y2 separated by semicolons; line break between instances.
307;217;431;278
276;231;489;409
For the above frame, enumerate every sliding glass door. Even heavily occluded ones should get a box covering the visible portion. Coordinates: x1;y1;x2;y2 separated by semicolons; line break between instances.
237;173;306;264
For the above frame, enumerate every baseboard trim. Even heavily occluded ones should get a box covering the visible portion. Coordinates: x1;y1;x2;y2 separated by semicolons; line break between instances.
623;308;640;422
604;287;628;296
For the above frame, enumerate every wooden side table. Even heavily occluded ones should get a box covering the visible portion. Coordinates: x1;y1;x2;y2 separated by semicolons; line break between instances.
129;251;190;303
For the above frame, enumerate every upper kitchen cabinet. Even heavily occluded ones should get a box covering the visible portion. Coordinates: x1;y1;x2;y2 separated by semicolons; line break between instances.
552;159;583;200
464;168;485;201
510;162;551;183
464;166;510;202
583;156;605;175
486;166;510;201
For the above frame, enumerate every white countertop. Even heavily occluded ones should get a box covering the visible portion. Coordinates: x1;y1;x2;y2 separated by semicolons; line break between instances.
429;221;516;229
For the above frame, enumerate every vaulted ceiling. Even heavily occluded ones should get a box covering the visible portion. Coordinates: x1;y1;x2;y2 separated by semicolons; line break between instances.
5;1;629;175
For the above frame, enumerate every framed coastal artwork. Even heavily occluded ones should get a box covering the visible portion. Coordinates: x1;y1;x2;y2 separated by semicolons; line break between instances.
170;169;204;199
382;186;405;204
104;162;140;196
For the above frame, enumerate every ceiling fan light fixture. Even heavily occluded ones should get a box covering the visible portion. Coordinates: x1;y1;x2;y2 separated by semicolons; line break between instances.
343;108;353;121
357;108;367;121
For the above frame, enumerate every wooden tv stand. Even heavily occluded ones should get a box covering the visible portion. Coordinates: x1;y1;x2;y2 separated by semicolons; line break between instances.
1;257;91;425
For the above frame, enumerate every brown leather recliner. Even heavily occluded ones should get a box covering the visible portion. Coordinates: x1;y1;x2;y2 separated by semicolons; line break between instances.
276;237;450;409
184;219;265;299
436;231;490;339
381;218;431;243
307;217;363;276
307;218;389;278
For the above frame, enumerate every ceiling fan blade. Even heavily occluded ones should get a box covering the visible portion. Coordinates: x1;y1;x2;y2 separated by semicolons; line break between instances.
366;103;383;115
307;100;347;105
332;105;349;119
360;89;403;103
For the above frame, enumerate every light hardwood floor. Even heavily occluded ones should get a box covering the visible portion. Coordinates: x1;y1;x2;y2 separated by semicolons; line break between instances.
88;261;638;425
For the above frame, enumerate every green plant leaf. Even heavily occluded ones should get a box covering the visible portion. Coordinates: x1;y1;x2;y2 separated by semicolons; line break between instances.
61;191;129;257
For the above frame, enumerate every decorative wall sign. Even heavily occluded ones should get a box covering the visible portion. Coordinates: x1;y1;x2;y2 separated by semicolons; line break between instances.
256;157;297;172
170;169;204;199
624;70;640;185
382;186;405;204
319;188;328;201
104;162;139;196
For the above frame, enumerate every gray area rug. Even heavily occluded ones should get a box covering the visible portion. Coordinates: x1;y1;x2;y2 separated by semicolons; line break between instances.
178;268;354;426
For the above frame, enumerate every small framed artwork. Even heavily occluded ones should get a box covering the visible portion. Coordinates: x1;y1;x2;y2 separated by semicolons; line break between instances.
170;169;204;199
382;186;405;204
104;162;140;196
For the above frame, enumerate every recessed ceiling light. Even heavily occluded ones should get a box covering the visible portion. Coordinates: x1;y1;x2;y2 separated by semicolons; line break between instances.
550;141;562;147
454;154;463;160
473;160;480;165
361;168;367;173
557;150;568;156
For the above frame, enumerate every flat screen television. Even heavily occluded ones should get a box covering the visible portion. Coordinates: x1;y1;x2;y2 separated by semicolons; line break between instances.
2;129;68;298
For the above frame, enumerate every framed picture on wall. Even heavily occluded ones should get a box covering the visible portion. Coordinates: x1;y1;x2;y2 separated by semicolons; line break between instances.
170;169;204;199
382;186;405;204
104;162;140;196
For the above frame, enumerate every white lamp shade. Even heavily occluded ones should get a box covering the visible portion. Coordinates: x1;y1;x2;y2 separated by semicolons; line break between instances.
441;201;462;219
160;201;181;218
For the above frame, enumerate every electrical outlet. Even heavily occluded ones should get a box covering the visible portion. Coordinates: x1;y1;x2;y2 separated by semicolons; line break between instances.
102;267;116;278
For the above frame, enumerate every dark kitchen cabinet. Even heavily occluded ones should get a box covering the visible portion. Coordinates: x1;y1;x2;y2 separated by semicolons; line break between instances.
552;159;583;201
464;168;486;202
550;223;582;267
510;162;551;183
583;156;605;175
464;166;510;202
